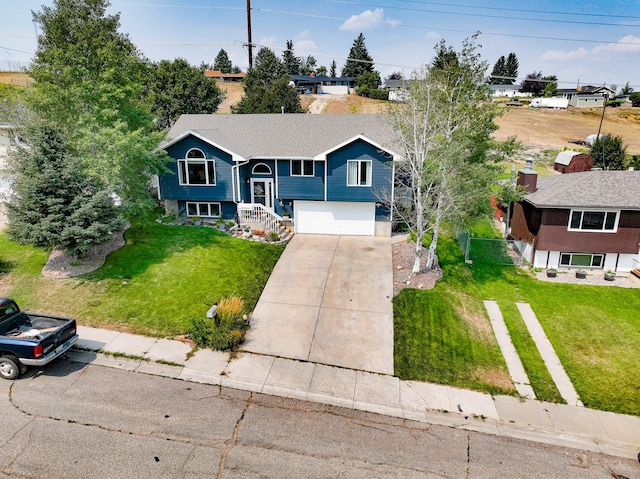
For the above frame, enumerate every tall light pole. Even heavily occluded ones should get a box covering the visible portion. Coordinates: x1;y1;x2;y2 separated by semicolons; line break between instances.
246;0;253;69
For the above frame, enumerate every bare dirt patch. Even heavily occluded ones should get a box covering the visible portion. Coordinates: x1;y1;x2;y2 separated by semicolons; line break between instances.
215;81;245;113
493;105;640;153
0;72;33;87
473;366;514;391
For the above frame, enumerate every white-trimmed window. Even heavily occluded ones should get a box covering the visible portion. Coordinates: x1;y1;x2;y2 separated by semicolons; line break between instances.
186;202;221;217
347;160;372;186
560;253;604;268
178;148;216;185
291;159;314;176
252;163;272;175
568;210;618;232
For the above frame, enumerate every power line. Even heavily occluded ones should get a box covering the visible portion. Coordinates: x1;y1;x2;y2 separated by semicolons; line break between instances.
114;2;243;10
329;0;640;28
353;0;640;21
254;7;640;46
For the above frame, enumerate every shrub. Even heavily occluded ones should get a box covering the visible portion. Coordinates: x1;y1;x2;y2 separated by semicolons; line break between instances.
269;231;280;242
189;296;248;351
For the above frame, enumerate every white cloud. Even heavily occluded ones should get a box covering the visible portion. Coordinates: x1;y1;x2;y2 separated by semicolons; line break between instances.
425;32;440;40
296;40;317;52
593;35;640;54
339;8;400;31
257;35;277;48
540;47;589;61
541;35;640;61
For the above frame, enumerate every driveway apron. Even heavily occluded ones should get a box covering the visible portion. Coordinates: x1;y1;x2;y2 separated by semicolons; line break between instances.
243;235;394;375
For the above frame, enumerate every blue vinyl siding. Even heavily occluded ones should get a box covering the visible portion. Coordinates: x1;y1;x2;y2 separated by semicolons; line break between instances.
159;136;234;202
326;140;392;202
276;160;325;200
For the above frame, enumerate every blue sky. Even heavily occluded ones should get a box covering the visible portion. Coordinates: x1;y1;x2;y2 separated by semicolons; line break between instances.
1;0;639;91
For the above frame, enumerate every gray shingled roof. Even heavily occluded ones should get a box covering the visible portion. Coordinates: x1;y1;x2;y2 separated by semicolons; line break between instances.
164;114;397;159
525;170;640;209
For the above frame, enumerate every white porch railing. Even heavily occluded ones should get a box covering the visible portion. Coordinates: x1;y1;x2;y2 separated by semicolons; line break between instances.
237;203;283;232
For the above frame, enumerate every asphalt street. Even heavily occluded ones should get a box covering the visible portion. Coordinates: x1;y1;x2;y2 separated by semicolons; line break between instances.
1;359;638;479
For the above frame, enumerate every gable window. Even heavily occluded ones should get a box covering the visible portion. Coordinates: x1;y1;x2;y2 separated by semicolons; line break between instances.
569;210;618;232
560;253;604;268
347;160;372;186
252;163;272;175
178;148;216;186
291;159;314;176
186;202;221;217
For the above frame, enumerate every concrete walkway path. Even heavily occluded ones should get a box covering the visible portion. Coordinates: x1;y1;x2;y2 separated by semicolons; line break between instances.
243;235;394;375
63;325;640;461
517;302;584;407
484;301;535;399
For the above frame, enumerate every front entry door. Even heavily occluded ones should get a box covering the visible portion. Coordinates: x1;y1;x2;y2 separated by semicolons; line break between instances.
250;178;274;209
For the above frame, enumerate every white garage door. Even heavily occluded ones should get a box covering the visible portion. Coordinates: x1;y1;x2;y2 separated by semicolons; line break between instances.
294;201;375;236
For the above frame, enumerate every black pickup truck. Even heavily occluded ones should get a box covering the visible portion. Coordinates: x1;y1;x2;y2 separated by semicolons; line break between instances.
0;298;79;379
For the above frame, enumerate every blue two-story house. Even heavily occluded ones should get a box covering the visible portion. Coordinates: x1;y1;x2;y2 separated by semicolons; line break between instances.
158;114;399;236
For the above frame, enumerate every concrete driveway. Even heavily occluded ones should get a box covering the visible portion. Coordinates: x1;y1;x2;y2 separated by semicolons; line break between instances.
243;235;394;375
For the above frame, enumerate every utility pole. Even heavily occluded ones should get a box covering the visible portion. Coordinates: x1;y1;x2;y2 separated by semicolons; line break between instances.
596;89;609;169
246;0;253;69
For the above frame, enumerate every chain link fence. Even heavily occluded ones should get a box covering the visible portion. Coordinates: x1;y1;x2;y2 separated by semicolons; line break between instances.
457;229;533;266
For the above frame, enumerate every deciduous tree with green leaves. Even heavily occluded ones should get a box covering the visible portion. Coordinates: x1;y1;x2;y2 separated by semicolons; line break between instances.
28;0;167;215
385;36;502;273
590;134;628;170
146;58;225;130
232;47;303;114
520;71;545;96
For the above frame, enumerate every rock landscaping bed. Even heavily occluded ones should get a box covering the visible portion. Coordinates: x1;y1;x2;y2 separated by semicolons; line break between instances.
392;239;441;296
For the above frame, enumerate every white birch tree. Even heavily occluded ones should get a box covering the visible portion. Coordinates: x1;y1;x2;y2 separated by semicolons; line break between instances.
386;36;501;273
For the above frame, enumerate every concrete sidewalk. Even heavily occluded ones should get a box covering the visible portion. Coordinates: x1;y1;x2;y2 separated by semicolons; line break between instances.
67;325;640;461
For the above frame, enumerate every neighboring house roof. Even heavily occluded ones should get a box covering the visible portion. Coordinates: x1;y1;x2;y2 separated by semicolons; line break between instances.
490;84;520;90
557;85;615;97
524;171;640;210
289;75;355;84
162;114;397;160
554;150;582;166
204;70;246;80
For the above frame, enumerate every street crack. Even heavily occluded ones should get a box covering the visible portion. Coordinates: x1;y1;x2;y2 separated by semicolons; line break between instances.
217;391;253;478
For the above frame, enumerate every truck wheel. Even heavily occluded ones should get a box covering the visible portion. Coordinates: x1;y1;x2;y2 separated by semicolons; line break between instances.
0;356;21;380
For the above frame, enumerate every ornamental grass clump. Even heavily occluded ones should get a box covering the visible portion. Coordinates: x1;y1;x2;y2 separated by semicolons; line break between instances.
189;296;248;351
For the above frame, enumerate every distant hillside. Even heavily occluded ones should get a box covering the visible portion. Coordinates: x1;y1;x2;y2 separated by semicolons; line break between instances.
0;72;33;87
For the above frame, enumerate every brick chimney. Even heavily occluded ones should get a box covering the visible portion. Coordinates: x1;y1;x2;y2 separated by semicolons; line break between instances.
517;157;538;193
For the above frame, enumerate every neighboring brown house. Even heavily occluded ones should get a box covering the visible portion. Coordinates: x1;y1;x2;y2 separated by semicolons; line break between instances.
510;163;640;273
204;70;245;82
554;150;593;173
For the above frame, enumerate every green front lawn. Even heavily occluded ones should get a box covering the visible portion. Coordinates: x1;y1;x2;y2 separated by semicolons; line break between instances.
394;222;640;416
0;219;284;336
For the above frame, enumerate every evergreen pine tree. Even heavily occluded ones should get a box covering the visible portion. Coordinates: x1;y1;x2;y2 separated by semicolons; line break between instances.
282;40;301;75
213;49;233;73
341;33;374;78
330;60;337;78
232;47;302;114
6;126;124;256
490;56;506;84
505;53;519;85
